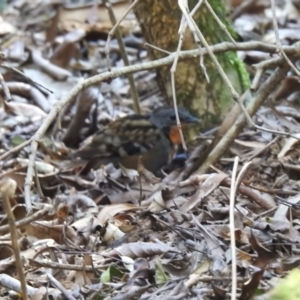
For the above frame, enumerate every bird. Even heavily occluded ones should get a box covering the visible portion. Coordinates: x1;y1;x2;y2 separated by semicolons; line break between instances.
70;106;199;173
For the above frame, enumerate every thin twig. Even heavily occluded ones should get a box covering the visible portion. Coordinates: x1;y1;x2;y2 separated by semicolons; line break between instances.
253;56;282;69
34;163;44;198
171;0;205;151
231;0;258;20
0;274;37;296
29;258;98;271
0;207;49;235
104;0;140;114
1;63;53;93
144;43;171;55
0;179;28;300
246;136;280;161
251;67;263;90
0;72;11;101
46;273;76;300
251;56;282;90
229;156;239;300
0;52;11;101
105;0;140;70
252;124;300;141
270;0;300;76
170;75;187;150
203;0;236;44
0;138;32;161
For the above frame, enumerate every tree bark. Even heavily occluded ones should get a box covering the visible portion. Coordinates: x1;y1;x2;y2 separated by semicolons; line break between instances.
134;0;249;129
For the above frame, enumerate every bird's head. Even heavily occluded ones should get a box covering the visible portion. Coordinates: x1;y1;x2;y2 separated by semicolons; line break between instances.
149;106;199;129
149;106;199;145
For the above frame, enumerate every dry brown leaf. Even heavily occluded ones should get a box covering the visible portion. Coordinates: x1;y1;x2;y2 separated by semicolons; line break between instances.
25;223;77;243
5;102;47;120
240;267;264;300
250;230;277;268
97;203;139;225
278;133;300;158
180;173;228;213
17;158;58;175
105;241;180;259
102;223;125;242
58;0;137;33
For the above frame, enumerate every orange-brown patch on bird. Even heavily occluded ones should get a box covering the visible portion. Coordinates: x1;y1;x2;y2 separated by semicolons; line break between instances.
169;126;182;145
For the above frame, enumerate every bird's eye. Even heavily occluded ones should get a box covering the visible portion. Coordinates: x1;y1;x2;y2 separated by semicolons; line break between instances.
169;115;176;121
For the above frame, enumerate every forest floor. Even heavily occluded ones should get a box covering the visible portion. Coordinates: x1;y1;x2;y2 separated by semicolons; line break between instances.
1;0;300;299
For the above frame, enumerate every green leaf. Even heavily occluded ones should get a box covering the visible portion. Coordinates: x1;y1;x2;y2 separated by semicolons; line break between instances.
155;260;169;284
11;136;26;147
270;269;300;300
100;265;124;283
89;293;106;300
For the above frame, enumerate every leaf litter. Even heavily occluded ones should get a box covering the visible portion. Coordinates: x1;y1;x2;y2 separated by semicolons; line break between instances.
1;0;300;299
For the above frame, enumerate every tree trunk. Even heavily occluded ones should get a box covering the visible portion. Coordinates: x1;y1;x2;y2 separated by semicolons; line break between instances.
134;0;249;129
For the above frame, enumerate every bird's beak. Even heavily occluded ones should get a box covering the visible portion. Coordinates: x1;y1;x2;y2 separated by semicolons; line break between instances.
186;115;200;124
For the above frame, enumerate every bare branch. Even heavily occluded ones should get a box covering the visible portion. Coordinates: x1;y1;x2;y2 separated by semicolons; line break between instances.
23;41;300;210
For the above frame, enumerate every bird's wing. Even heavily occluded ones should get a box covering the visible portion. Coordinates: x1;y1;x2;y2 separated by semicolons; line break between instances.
93;115;162;157
73;115;163;159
